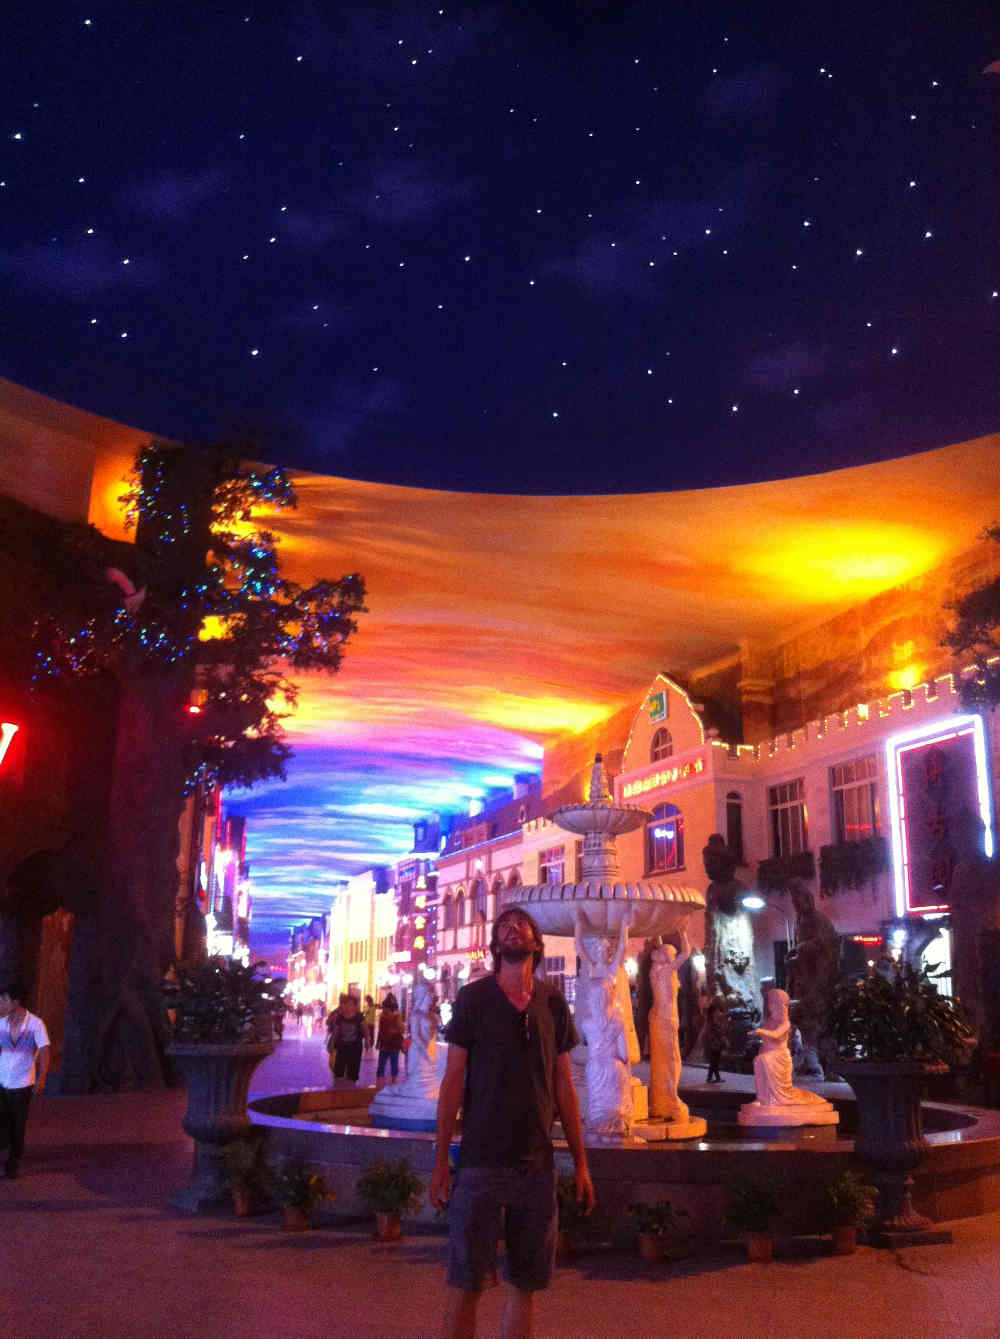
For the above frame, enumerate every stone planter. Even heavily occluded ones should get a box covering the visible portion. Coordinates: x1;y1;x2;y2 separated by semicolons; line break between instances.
839;1059;952;1246
167;1041;274;1213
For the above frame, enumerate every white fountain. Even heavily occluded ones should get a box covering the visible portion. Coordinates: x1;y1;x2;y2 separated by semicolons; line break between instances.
508;755;706;1144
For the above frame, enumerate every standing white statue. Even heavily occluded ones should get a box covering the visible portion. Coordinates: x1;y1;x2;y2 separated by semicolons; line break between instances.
737;988;839;1127
648;929;692;1123
368;980;444;1129
575;907;636;1137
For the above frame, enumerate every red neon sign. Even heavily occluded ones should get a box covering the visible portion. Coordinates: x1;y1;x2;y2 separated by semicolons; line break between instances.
0;722;20;770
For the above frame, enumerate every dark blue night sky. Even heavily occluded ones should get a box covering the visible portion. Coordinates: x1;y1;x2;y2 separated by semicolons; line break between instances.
3;1;998;494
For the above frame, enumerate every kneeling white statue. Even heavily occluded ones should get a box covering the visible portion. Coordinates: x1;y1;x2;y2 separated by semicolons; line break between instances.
738;988;838;1128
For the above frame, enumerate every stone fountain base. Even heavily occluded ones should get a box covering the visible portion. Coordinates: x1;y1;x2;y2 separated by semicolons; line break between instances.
633;1115;708;1142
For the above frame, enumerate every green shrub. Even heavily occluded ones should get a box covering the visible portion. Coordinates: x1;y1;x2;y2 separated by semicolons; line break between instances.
628;1199;689;1238
355;1158;424;1217
725;1174;783;1234
829;961;973;1064
820;1171;877;1229
272;1163;333;1212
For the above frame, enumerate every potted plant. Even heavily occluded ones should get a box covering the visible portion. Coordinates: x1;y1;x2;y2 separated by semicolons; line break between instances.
272;1163;334;1232
819;1171;877;1254
726;1173;782;1261
164;956;282;1213
829;961;973;1245
556;1174;590;1258
355;1157;425;1241
221;1132;270;1217
628;1199;689;1263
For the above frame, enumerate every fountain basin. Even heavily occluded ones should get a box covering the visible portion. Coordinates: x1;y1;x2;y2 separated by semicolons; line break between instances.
248;1072;1000;1238
508;880;704;938
549;802;648;837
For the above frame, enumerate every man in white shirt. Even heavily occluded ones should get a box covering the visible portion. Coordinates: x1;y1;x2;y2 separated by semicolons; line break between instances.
0;981;50;1179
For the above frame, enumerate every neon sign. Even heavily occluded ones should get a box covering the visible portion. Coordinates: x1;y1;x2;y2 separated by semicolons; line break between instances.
623;756;704;799
0;722;20;771
886;714;993;918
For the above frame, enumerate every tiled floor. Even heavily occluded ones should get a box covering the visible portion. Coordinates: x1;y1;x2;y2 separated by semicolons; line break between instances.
5;1030;1000;1339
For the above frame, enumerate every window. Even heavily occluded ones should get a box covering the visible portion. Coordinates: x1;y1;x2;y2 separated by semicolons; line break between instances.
831;756;879;842
651;727;673;762
543;955;566;994
455;890;466;927
726;791;744;863
646;803;684;872
539;846;565;884
441;894;454;931
473;878;488;921
768;778;808;857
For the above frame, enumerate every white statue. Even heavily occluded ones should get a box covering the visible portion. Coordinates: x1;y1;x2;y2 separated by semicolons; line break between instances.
575;907;636;1136
398;980;440;1100
648;929;692;1123
368;981;444;1129
579;974;633;1136
737;988;839;1128
574;906;640;1065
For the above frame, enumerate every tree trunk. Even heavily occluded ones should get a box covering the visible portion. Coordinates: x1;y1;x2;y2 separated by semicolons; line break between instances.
84;665;193;1089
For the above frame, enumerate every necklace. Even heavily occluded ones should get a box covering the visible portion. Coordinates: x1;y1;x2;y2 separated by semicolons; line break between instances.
7;1007;26;1047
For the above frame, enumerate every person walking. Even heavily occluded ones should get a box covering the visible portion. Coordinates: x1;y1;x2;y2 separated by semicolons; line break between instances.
375;993;405;1089
326;993;365;1083
430;907;593;1339
0;980;50;1179
362;994;377;1050
705;995;729;1083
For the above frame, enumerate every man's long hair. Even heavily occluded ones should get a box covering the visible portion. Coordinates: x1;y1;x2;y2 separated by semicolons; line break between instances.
489;907;545;974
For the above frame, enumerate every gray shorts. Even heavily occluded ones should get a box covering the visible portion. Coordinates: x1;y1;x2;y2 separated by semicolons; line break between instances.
446;1164;557;1293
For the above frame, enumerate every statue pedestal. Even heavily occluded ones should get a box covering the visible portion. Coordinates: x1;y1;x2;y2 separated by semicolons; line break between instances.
368;1088;438;1131
633;1115;707;1142
737;1099;838;1128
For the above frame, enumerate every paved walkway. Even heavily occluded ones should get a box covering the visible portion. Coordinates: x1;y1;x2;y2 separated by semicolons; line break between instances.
5;1031;1000;1339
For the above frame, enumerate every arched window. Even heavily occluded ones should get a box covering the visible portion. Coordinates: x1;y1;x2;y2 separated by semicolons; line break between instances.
441;894;454;931
651;727;673;762
726;791;744;864
490;876;504;922
473;878;488;922
646;803;684;873
455;889;466;927
440;963;452;1001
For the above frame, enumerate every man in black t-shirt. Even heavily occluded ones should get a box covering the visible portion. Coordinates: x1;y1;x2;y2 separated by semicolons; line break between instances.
431;906;593;1339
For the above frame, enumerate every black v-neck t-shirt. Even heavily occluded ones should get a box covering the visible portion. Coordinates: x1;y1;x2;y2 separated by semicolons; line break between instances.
448;974;578;1170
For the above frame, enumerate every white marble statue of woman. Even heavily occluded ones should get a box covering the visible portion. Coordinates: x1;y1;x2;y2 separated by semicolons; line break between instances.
399;979;440;1099
737;988;838;1127
580;974;633;1136
648;928;692;1123
574;907;636;1136
574;906;640;1065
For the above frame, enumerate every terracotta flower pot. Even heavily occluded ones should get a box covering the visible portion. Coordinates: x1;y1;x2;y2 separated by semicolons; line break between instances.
831;1225;857;1255
746;1232;773;1262
283;1205;311;1232
232;1189;255;1218
638;1233;665;1263
374;1211;402;1241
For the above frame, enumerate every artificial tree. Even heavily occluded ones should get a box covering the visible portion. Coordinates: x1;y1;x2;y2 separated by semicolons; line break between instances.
3;443;364;1091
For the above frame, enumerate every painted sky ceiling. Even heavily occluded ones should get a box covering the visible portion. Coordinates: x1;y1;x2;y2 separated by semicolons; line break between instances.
89;428;1000;956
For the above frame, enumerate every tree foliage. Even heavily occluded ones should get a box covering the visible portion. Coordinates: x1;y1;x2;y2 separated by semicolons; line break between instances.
29;441;366;790
943;523;1000;712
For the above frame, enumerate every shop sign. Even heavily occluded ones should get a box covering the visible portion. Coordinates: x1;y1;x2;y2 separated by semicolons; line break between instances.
648;691;667;723
622;755;704;799
0;722;20;770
